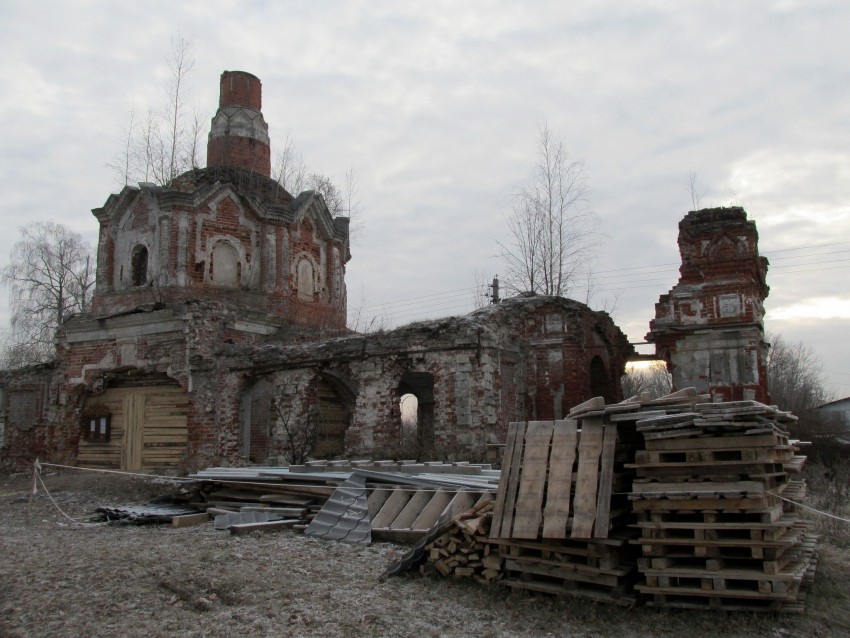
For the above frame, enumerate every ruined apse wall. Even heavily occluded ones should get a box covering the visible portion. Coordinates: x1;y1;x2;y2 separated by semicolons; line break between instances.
647;207;770;402
474;296;633;418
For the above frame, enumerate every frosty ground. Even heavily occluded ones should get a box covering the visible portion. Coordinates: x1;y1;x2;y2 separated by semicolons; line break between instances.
1;471;847;638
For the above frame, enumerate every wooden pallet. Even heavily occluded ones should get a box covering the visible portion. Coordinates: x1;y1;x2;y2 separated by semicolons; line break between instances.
491;535;635;571
634;447;794;465
634;505;785;525
632;516;798;543
490;417;624;540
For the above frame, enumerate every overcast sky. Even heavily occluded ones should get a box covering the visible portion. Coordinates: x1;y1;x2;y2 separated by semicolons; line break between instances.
1;1;848;398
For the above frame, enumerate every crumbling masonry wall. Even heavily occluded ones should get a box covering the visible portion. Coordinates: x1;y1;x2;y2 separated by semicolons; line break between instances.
223;296;634;464
0;364;79;469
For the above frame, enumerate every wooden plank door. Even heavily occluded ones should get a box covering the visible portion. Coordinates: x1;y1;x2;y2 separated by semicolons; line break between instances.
122;392;145;471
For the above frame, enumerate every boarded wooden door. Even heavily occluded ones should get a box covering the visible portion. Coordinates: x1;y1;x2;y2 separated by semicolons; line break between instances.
79;384;188;471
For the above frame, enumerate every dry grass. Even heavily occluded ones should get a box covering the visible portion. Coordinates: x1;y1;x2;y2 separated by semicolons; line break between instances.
0;468;848;638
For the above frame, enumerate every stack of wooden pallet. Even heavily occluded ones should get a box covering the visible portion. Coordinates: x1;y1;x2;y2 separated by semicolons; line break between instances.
485;398;646;606
628;400;818;612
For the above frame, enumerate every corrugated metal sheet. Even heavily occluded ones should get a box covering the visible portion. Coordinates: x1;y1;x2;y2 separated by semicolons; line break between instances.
304;473;371;545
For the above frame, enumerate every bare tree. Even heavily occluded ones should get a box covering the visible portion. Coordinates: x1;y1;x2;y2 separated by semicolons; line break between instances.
766;333;833;415
187;106;205;170
687;170;703;211
273;399;320;465
164;34;195;182
580;262;621;315
471;269;491;309
1;223;94;365
274;134;365;240
274;131;308;195
346;285;389;333
307;173;344;215
499;122;600;297
109;106;136;186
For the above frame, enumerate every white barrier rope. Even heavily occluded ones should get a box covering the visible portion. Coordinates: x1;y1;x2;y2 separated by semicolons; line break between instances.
38;462;192;483
767;491;850;524
32;460;102;526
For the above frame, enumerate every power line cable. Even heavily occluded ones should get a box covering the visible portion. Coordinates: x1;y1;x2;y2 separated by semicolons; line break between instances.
351;241;850;320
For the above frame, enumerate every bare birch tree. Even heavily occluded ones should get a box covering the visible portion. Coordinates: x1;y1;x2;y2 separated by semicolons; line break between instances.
164;35;195;182
1;223;94;365
499;123;600;297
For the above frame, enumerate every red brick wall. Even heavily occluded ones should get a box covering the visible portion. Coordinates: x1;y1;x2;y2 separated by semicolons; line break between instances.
219;71;262;110
207;136;271;177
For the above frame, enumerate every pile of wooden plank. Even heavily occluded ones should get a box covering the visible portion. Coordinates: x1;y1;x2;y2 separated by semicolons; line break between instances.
628;399;818;612
484;398;647;606
182;462;500;539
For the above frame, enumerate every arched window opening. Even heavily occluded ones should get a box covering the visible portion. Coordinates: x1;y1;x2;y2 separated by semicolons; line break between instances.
590;356;614;403
400;393;418;450
131;245;148;286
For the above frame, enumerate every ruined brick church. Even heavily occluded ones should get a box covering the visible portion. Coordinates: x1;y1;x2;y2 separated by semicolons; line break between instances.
0;72;771;473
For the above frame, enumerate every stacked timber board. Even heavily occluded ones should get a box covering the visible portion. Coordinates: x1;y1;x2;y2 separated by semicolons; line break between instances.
486;397;645;605
628;400;818;612
185;461;500;541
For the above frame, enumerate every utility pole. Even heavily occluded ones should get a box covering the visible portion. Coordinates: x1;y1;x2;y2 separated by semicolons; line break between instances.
488;276;500;304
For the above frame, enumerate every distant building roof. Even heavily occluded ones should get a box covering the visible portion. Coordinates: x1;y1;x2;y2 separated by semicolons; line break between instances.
816;396;850;411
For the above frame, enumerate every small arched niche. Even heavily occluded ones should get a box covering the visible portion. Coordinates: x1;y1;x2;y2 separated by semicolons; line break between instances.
297;258;315;301
210;241;239;287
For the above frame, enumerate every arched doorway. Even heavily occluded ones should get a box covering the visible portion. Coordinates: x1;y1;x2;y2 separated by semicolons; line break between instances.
590;356;615;403
312;374;355;459
398;371;435;459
